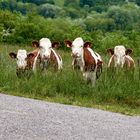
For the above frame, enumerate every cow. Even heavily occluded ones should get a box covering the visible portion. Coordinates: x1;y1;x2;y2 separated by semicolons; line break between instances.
9;49;40;77
31;38;63;71
107;45;135;69
64;37;103;86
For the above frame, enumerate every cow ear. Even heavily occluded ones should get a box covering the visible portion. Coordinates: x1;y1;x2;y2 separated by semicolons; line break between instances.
9;52;17;59
52;41;60;48
32;40;39;48
126;48;132;55
107;48;114;55
84;42;92;48
97;59;103;65
27;53;34;59
64;40;72;48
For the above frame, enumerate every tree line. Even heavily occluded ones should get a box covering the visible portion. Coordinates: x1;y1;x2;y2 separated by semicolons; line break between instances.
0;0;140;56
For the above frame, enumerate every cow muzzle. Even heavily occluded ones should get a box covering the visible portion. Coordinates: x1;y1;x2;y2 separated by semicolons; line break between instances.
16;67;32;78
71;52;80;58
43;55;50;60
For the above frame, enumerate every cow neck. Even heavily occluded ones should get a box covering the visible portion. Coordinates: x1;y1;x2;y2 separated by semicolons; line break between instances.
83;47;96;71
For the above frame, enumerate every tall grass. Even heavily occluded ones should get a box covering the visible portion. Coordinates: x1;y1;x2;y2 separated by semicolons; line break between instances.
0;44;140;115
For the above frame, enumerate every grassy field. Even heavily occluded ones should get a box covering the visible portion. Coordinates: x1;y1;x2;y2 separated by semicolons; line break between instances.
0;43;140;115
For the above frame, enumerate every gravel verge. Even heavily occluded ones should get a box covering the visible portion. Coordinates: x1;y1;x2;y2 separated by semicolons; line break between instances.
0;93;140;140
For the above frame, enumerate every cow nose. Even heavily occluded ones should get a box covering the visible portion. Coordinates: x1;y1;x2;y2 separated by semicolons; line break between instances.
16;68;25;74
72;52;78;58
17;66;25;69
44;55;50;59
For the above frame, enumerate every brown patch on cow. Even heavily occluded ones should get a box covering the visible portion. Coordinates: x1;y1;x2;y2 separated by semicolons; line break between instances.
26;49;39;70
108;55;115;68
43;50;60;70
83;48;96;71
124;56;135;69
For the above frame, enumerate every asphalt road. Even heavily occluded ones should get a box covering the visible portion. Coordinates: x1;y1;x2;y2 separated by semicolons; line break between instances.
0;93;140;140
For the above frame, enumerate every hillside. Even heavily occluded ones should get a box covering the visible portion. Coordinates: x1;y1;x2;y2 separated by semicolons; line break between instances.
0;0;140;52
0;0;139;17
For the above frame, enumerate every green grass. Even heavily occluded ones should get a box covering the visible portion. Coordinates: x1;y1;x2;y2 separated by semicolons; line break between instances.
0;43;140;116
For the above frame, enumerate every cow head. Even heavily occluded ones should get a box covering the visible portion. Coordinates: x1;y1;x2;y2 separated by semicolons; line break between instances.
9;49;34;75
107;45;133;67
64;37;84;58
32;38;59;61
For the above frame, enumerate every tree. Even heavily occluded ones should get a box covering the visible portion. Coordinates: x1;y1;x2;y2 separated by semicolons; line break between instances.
17;0;55;5
64;0;77;6
79;0;93;7
136;0;140;6
39;4;65;18
107;6;133;30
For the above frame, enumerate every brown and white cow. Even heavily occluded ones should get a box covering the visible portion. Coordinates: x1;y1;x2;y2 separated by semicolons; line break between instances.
64;37;103;86
9;49;40;77
107;45;135;69
32;38;63;71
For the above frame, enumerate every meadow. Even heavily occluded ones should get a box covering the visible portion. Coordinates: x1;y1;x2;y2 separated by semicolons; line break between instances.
0;43;140;115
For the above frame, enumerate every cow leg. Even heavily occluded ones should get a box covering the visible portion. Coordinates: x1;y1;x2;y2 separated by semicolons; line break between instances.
91;71;96;87
83;72;92;84
83;71;96;86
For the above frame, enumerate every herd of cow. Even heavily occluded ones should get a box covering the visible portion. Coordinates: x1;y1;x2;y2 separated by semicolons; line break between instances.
9;37;135;86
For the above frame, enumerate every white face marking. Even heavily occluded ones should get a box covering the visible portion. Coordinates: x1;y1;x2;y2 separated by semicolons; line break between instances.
16;50;27;69
71;37;84;58
39;38;52;59
70;37;85;71
114;45;126;67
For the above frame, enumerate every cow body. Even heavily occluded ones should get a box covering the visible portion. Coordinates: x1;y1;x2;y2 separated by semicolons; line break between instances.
9;49;40;77
64;37;103;86
32;38;63;71
107;45;135;69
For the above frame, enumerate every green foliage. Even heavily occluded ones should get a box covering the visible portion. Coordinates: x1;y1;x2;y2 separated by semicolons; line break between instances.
79;0;93;7
84;12;115;32
17;0;55;5
0;1;140;53
136;0;140;6
0;0;37;14
64;0;78;6
107;5;139;30
38;3;65;18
